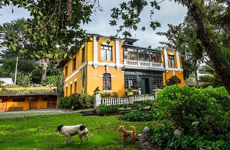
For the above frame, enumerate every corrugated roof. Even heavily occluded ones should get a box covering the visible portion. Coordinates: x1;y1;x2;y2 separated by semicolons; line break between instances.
0;89;57;96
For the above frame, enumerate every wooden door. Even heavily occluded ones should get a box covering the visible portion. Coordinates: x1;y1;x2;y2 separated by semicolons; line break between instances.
31;99;38;109
47;97;57;108
0;99;7;111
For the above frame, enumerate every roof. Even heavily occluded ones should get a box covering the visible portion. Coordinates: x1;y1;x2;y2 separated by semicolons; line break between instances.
0;89;57;97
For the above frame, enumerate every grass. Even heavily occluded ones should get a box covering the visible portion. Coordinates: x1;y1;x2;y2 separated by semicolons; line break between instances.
0;113;159;150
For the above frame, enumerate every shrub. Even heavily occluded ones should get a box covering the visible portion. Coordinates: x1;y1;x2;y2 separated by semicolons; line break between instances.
59;93;94;110
112;91;118;98
42;75;58;86
119;109;157;121
101;92;111;98
98;104;119;115
165;75;181;85
147;85;230;149
133;91;139;95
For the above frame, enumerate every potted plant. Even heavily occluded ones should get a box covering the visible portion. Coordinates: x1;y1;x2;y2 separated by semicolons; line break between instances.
94;87;101;94
127;87;133;96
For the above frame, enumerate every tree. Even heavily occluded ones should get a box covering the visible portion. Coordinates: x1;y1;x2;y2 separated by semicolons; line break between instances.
198;61;222;88
110;0;230;94
1;0;230;95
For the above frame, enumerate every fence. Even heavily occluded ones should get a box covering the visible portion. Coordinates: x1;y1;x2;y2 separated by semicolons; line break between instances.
98;94;155;107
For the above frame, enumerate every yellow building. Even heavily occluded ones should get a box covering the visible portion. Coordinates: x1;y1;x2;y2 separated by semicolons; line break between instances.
0;87;57;111
58;34;184;97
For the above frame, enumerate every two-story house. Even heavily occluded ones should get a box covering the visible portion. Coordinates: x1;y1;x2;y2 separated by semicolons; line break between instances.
58;34;184;97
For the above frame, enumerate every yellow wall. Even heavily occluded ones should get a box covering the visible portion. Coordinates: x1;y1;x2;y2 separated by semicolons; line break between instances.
87;66;125;97
61;37;185;97
0;87;57;111
167;50;178;69
6;97;30;111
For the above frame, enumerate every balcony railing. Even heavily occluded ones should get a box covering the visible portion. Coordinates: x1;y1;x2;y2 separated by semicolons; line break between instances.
124;59;163;68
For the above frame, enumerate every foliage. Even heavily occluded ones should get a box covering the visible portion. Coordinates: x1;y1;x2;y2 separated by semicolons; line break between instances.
199;61;223;88
0;113;153;149
42;75;58;86
15;72;32;87
147;85;230;149
112;91;118;98
119;109;157;121
101;92;111;98
59;93;94;110
98;104;119;115
133;91;139;96
119;100;157;121
0;89;57;96
165;75;181;86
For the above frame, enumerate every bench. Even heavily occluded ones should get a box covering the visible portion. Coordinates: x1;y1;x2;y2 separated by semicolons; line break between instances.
9;106;23;111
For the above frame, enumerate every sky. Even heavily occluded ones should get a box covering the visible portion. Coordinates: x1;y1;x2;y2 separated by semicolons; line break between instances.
0;0;188;48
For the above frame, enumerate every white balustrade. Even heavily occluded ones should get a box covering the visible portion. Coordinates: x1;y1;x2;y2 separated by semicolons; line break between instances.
124;59;163;68
101;95;154;106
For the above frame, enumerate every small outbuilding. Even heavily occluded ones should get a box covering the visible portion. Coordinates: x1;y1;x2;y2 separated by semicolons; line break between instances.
0;87;58;111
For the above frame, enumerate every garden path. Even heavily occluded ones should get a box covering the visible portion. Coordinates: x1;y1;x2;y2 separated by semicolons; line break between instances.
0;108;95;118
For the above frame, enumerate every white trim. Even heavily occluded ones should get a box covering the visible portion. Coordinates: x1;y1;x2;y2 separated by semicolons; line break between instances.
70;81;72;85
74;78;77;82
173;71;175;75
169;52;174;55
102;41;110;45
115;40;120;71
93;36;98;70
111;75;115;78
98;75;103;77
103;90;112;92
64;62;87;82
164;48;168;69
166;69;183;72
176;51;181;70
66;84;68;87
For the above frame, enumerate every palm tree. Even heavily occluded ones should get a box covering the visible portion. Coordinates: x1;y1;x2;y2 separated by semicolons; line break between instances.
198;61;222;88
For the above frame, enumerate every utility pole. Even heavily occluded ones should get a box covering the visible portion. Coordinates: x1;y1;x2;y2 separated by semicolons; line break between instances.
14;57;18;85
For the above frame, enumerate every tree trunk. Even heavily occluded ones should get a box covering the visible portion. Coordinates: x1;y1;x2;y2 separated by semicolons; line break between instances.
41;69;47;84
188;2;230;94
194;69;199;88
38;57;50;84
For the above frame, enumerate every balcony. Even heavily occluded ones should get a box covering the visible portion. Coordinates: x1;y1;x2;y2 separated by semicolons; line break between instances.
123;45;164;71
124;59;163;68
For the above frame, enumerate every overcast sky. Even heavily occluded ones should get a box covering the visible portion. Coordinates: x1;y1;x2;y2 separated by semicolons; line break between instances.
0;0;187;48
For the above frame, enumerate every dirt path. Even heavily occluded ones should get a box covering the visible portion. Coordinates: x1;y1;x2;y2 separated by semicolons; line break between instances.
0;108;95;118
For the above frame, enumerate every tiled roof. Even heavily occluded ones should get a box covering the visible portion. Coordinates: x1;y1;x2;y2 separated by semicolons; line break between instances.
0;89;57;96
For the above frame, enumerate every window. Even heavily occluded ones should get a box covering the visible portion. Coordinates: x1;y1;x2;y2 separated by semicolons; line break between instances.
101;45;112;61
65;65;68;77
73;57;76;70
124;75;137;89
82;46;85;63
42;97;51;101
150;52;161;63
13;98;25;102
152;76;163;88
70;84;72;95
124;47;137;60
66;87;68;96
139;49;149;61
103;73;111;90
75;81;77;93
168;55;175;67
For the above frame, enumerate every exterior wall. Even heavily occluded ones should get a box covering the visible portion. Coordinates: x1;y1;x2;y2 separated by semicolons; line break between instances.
163;48;184;87
61;36;185;97
87;65;125;97
0;87;57;111
6;97;30;111
37;97;47;109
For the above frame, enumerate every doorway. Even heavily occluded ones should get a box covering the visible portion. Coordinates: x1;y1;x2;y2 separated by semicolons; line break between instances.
140;78;150;94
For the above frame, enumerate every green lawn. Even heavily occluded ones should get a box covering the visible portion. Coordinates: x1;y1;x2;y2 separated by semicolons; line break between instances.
0;113;158;150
